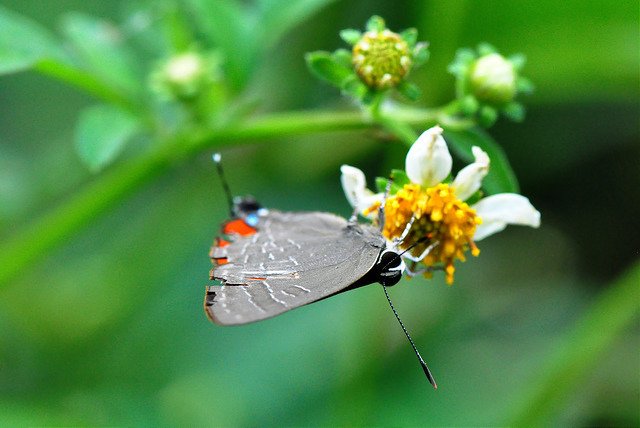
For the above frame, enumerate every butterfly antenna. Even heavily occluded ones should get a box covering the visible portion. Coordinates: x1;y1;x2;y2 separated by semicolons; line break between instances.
377;175;436;387
379;237;438;388
382;284;438;389
212;153;235;218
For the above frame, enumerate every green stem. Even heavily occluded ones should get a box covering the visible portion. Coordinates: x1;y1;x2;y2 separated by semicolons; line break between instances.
0;108;472;288
368;93;435;146
374;113;419;146
0;145;173;288
506;262;640;426
368;92;384;117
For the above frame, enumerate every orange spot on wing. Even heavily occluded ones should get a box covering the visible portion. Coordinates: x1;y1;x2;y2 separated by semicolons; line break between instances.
216;237;231;247
210;237;231;258
223;219;257;236
215;257;228;265
246;277;266;281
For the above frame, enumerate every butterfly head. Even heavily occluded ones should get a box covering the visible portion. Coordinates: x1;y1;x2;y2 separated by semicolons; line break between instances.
375;248;406;287
232;196;269;227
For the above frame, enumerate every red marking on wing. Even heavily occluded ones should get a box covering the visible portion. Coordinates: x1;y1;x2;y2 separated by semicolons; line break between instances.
216;237;231;247
246;277;267;281
223;219;257;236
214;257;228;265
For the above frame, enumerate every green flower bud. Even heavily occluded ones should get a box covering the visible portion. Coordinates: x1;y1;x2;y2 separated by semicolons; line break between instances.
307;16;428;102
152;52;218;101
448;44;532;127
469;53;517;106
352;29;412;90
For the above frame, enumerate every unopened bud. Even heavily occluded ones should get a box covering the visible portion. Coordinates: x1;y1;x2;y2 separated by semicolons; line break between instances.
152;52;217;101
469;53;517;106
352;30;412;90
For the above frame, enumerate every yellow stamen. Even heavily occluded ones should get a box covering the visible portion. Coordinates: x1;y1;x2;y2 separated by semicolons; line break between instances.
376;183;480;284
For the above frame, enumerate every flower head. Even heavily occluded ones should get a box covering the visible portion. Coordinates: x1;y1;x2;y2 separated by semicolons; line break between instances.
341;126;540;284
339;16;429;93
380;182;481;284
352;29;411;90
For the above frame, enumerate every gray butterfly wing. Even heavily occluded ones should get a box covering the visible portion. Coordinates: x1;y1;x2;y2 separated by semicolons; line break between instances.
205;211;385;325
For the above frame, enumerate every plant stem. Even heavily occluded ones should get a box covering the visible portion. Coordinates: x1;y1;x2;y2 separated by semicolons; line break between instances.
506;262;640;426
0;108;471;288
374;114;419;146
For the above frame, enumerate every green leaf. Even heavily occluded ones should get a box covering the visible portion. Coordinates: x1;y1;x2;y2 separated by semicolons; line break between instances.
376;177;397;194
0;5;65;75
516;77;535;94
305;51;354;88
477;42;497;56
390;169;410;187
460;95;480;115
444;128;519;194
478;105;498;127
61;13;141;95
375;170;409;194
508;262;640;426
398;81;422;101
400;28;417;46
75;105;141;172
412;42;430;67
341;76;368;100
508;53;527;71
503;102;526;122
258;0;337;48
339;29;361;45
333;48;353;68
185;0;254;91
366;16;385;32
158;2;195;53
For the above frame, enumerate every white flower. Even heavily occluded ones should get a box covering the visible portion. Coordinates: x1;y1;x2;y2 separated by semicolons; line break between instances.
341;125;540;241
407;125;540;240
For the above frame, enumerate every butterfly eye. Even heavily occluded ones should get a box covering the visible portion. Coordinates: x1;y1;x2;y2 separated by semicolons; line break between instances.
377;250;405;286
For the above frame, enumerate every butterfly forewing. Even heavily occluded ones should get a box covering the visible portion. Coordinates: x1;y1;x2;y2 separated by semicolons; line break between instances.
206;211;385;325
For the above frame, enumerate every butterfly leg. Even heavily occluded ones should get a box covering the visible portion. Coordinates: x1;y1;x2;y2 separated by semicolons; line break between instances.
404;262;443;277
402;241;439;263
348;204;360;224
393;214;417;247
378;177;394;232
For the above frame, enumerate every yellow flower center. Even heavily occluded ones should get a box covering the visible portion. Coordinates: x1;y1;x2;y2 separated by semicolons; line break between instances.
369;183;481;285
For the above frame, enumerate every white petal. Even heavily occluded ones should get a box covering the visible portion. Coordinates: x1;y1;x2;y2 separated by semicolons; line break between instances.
340;165;366;208
472;193;541;241
452;146;490;201
472;221;508;241
340;165;382;217
405;126;452;187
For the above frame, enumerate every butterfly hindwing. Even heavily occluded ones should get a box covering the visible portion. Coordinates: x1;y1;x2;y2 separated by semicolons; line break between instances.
206;211;385;325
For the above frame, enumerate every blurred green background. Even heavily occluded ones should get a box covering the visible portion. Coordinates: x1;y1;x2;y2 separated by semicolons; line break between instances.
0;0;638;426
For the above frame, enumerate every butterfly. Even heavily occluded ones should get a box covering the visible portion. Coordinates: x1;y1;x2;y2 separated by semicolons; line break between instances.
203;154;437;388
